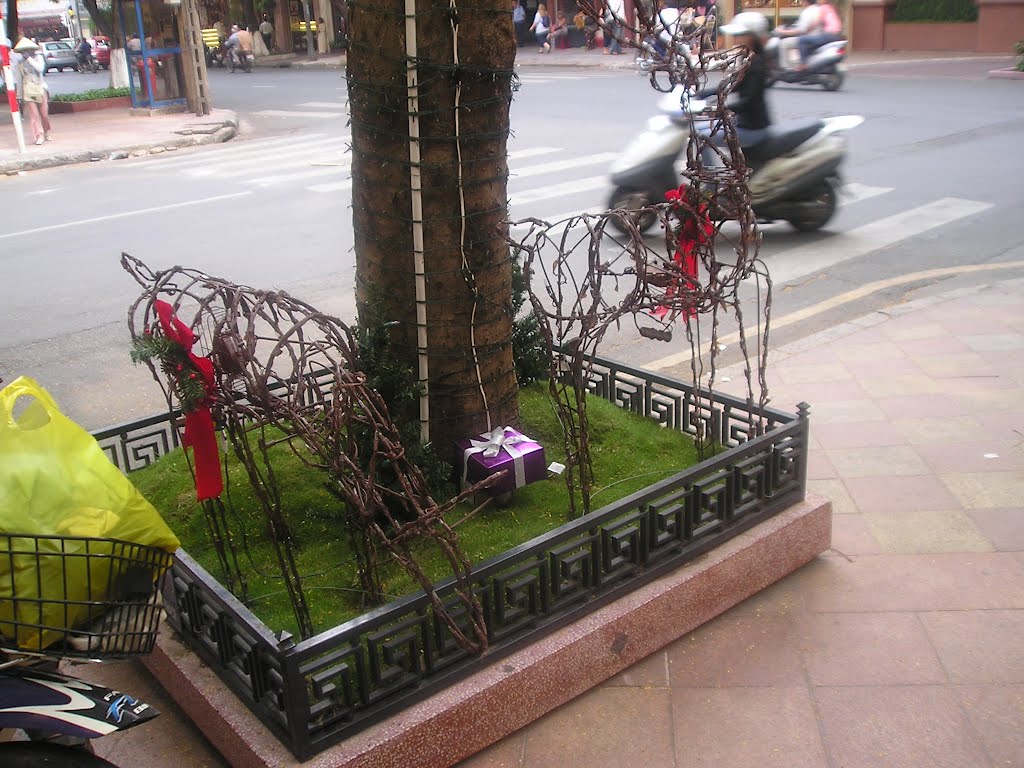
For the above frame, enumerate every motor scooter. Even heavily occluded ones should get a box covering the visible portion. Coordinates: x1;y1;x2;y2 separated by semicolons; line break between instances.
764;28;847;91
607;86;864;234
205;41;226;68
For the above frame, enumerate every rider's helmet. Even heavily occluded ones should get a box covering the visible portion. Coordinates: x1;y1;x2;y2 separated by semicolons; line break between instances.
719;12;770;38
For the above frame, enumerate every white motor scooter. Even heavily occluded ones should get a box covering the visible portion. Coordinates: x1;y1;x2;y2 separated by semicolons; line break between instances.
607;87;864;234
764;29;847;91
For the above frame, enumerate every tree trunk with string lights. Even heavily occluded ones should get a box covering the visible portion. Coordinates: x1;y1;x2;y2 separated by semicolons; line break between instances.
346;0;519;450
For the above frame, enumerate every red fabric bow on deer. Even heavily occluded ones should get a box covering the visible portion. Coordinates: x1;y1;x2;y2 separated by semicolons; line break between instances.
655;186;714;321
155;300;223;501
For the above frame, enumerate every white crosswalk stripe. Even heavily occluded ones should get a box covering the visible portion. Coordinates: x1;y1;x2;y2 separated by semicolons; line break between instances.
122;133;332;170
118;135;918;250
254;109;345;118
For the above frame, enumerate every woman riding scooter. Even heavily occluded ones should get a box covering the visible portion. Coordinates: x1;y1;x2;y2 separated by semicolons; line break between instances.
697;11;771;164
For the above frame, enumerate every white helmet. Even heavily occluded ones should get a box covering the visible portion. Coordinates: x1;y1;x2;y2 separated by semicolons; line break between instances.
719;12;769;38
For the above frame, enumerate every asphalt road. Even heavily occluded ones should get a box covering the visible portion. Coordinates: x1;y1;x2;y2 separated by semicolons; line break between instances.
2;59;1022;430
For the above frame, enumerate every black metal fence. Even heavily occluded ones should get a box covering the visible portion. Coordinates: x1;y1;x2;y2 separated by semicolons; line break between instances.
93;357;809;760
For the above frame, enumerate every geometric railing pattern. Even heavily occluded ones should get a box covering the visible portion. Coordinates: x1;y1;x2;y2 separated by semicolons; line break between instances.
93;356;809;759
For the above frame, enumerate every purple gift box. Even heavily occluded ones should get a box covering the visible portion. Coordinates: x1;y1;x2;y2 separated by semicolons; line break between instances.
458;427;547;496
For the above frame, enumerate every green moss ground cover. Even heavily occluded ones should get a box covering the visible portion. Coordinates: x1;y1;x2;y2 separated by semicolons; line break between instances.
130;384;704;636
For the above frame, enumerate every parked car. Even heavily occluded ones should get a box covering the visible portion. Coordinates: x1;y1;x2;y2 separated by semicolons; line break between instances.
91;36;111;68
42;41;79;73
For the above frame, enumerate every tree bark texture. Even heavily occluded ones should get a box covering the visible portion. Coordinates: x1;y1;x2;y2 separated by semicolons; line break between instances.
347;0;519;452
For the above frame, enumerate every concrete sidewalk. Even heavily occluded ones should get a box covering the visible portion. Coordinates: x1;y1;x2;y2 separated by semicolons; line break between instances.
0;107;238;175
459;278;1024;768
79;277;1024;767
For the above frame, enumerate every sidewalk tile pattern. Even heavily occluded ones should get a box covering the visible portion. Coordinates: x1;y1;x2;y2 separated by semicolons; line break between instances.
460;280;1024;768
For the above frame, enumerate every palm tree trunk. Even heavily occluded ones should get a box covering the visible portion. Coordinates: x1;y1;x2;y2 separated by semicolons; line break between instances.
348;0;518;452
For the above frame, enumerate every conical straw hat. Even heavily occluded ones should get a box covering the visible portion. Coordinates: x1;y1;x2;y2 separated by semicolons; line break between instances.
13;38;40;52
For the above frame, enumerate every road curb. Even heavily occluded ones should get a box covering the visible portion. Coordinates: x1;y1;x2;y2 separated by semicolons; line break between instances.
0;115;239;175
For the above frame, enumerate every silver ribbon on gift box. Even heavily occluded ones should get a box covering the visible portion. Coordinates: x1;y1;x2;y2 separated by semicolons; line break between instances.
461;426;531;489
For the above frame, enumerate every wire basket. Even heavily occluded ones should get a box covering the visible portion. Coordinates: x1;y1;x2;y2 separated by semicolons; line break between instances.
0;534;174;659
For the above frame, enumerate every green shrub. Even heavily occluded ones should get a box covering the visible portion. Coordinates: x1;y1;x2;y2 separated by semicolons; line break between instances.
1017;40;1024;71
50;87;130;103
890;0;978;22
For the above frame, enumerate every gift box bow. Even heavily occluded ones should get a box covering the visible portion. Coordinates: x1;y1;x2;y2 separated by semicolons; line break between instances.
462;427;534;489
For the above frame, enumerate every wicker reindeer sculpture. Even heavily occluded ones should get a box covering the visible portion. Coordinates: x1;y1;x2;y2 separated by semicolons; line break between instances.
123;254;490;652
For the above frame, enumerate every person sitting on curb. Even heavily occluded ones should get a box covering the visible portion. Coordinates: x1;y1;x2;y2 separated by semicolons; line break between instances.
549;11;570;49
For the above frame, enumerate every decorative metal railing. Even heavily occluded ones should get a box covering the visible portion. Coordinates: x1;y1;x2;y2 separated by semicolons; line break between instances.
93;357;808;760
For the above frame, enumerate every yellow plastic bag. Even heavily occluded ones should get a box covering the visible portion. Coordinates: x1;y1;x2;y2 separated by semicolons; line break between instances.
0;377;180;650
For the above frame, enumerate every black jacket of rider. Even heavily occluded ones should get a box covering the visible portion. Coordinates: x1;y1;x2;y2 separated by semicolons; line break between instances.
699;50;771;131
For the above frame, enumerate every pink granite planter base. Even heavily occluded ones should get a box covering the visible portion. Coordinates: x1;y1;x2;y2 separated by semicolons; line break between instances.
49;96;131;114
144;494;832;768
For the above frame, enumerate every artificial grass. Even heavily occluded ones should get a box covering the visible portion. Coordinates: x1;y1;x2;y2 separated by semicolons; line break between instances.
130;384;704;636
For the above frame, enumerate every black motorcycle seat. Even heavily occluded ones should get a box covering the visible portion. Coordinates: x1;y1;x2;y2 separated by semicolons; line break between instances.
744;119;825;163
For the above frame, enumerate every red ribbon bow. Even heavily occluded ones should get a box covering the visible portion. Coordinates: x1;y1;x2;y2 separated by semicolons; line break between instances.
655;186;713;321
155;300;223;501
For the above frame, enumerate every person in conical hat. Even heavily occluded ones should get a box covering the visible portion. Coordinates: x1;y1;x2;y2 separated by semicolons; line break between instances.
14;38;52;145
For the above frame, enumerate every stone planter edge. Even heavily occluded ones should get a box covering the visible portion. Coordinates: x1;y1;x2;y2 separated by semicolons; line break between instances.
144;493;833;768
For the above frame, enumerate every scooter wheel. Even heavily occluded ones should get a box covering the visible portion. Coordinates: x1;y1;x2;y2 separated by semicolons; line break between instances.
787;179;838;233
607;187;660;235
821;70;844;91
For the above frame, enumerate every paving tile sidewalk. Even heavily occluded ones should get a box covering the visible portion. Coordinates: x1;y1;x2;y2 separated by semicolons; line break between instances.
0;107;238;175
460;279;1024;768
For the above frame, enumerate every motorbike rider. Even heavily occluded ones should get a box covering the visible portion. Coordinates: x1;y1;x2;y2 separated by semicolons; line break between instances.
774;0;824;67
696;11;771;166
796;0;842;64
76;37;93;70
225;24;254;67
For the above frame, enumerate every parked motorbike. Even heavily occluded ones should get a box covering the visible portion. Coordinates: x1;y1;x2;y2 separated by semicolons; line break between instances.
764;28;847;91
205;41;226;68
607;86;864;234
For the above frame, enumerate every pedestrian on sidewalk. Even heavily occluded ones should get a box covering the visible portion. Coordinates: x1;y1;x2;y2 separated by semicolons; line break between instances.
317;17;329;54
14;38;51;146
259;16;274;52
604;0;625;55
256;15;272;51
512;0;527;47
530;4;551;52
